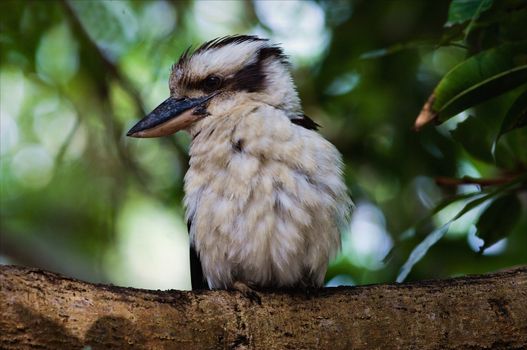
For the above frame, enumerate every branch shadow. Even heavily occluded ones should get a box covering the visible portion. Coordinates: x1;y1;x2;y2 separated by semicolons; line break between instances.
12;304;147;349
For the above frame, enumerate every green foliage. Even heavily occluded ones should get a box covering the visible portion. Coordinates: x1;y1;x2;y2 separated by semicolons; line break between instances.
451;114;498;163
476;193;522;252
497;88;527;143
394;0;527;281
396;173;525;282
446;0;493;26
431;43;527;123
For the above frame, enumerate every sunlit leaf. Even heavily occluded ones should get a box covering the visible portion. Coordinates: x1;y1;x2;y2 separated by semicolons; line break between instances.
476;194;521;252
396;174;526;282
403;173;525;237
390;192;484;274
396;194;489;283
495;88;527;143
414;42;527;130
448;173;526;222
446;0;493;26
427;191;483;218
396;223;451;283
384;190;487;264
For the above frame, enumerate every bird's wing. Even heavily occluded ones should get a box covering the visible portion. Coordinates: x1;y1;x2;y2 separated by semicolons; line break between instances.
290;114;320;130
188;219;208;290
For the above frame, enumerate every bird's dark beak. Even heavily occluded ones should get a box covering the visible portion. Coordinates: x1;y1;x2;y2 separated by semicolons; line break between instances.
127;94;215;138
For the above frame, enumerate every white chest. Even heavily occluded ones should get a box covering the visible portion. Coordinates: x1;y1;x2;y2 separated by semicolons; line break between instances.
183;105;349;288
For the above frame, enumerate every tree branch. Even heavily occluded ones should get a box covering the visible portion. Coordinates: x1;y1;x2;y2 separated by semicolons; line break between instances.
435;175;521;187
1;265;526;349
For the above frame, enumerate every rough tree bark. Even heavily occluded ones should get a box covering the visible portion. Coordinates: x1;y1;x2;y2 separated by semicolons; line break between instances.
1;265;526;349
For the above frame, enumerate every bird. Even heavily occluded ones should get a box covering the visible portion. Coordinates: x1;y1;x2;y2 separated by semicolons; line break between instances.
127;35;351;290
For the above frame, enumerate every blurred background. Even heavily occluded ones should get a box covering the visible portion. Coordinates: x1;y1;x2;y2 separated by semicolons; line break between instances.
1;0;525;290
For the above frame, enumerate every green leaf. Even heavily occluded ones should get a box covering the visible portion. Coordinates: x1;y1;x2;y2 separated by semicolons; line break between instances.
500;127;527;166
414;42;527;130
451;115;494;163
360;40;434;60
476;194;522;252
447;173;526;222
396;223;451;283
396;195;490;283
360;25;466;60
435;43;527;121
395;174;526;282
446;0;493;26
496;88;527;143
411;191;484;234
383;190;482;264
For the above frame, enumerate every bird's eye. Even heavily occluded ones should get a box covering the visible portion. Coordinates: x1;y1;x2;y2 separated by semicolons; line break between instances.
203;75;222;93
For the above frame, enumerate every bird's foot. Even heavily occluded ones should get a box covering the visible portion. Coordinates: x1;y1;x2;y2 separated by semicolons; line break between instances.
303;285;322;298
232;281;261;305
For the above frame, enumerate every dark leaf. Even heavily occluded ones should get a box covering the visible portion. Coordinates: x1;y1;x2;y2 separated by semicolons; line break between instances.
498;127;527;166
360;25;466;60
449;173;526;222
396;194;491;282
446;0;493;26
360;40;432;60
396;223;451;283
476;193;522;252
414;42;527;130
450;115;494;163
383;191;482;265
395;173;527;282
495;88;527;143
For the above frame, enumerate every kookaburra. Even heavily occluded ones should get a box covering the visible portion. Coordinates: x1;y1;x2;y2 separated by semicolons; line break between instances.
128;35;351;290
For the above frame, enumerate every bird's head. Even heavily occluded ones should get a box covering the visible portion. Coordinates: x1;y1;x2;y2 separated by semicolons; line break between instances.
127;35;300;138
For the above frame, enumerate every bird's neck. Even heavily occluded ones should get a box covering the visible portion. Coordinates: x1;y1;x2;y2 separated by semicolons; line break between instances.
187;104;250;165
189;99;301;141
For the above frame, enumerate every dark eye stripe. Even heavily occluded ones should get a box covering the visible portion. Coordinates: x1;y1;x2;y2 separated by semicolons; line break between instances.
180;46;288;93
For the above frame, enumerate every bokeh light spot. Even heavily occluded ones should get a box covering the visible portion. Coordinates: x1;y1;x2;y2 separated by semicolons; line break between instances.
193;1;244;39
0;112;19;155
32;98;77;157
36;22;79;85
0;66;26;119
11;145;54;189
325;72;361;96
108;194;191;290
140;1;177;40
254;0;329;64
343;202;393;270
68;0;138;60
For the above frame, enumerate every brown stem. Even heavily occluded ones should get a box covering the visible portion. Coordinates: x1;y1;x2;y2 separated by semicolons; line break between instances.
435;175;521;187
